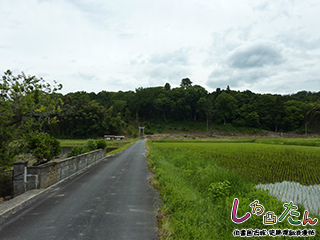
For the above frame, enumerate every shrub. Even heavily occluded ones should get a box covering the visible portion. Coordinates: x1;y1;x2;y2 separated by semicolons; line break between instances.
67;146;82;157
208;180;231;200
95;139;107;149
81;147;90;154
27;132;61;165
67;139;104;158
85;139;97;151
144;128;154;135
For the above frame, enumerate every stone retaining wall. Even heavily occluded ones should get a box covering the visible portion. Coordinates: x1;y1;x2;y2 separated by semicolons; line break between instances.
13;148;106;196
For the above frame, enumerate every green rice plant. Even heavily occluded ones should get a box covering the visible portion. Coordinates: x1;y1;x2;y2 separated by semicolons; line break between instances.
58;139;88;147
147;140;320;239
153;141;320;185
255;138;320;147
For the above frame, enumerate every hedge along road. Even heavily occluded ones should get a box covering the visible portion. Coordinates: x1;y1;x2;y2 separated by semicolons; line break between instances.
0;139;159;240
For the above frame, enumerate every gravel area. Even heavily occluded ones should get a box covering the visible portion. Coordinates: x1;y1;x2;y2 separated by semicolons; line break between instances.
256;181;320;216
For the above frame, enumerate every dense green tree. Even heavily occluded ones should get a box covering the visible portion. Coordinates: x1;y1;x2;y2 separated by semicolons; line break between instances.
215;92;238;124
154;91;172;121
233;103;254;127
124;107;131;123
110;90;135;119
211;88;221;101
135;87;164;120
186;85;207;120
0;70;62;169
170;87;189;121
245;111;260;128
226;85;231;94
273;96;285;132
26;131;61;165
164;83;171;91
251;94;277;130
197;97;213;132
234;92;251;108
283;100;308;131
95;90;113;107
54;100;109;137
112;100;127;116
305;101;320;132
180;78;192;89
104;106;123;134
286;90;319;102
65;91;90;105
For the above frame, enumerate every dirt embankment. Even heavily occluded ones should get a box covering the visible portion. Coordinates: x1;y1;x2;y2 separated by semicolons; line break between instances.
145;130;320;140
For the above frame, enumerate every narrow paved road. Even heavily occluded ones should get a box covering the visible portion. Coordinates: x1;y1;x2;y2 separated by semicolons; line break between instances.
0;140;159;240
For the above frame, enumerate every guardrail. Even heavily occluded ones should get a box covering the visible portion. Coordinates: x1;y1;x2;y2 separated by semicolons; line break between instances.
13;148;106;196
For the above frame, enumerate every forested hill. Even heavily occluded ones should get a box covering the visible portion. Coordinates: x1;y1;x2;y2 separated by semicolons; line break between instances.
3;72;319;170
45;78;320;138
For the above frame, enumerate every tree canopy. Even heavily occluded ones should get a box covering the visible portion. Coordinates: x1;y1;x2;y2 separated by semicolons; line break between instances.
44;79;320;136
180;78;192;89
0;70;62;169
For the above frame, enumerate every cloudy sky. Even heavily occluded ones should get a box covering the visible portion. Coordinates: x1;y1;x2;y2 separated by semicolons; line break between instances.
1;0;320;94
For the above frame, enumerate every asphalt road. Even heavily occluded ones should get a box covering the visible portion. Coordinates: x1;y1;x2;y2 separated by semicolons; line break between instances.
0;140;159;240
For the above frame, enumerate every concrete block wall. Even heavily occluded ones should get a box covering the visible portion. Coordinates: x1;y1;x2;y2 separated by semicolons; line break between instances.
13;149;106;196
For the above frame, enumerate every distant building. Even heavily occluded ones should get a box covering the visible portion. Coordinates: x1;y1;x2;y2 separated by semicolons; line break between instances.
104;135;115;140
104;135;125;140
115;136;125;140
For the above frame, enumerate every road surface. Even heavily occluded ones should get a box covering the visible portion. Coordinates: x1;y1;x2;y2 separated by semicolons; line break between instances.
0;140;159;240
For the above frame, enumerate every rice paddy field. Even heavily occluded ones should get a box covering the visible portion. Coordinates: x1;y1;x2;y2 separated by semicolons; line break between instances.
57;138;139;157
147;138;320;239
59;138;138;150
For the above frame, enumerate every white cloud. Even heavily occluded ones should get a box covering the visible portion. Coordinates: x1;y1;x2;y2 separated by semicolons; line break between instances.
149;49;190;66
227;41;285;69
0;0;320;94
